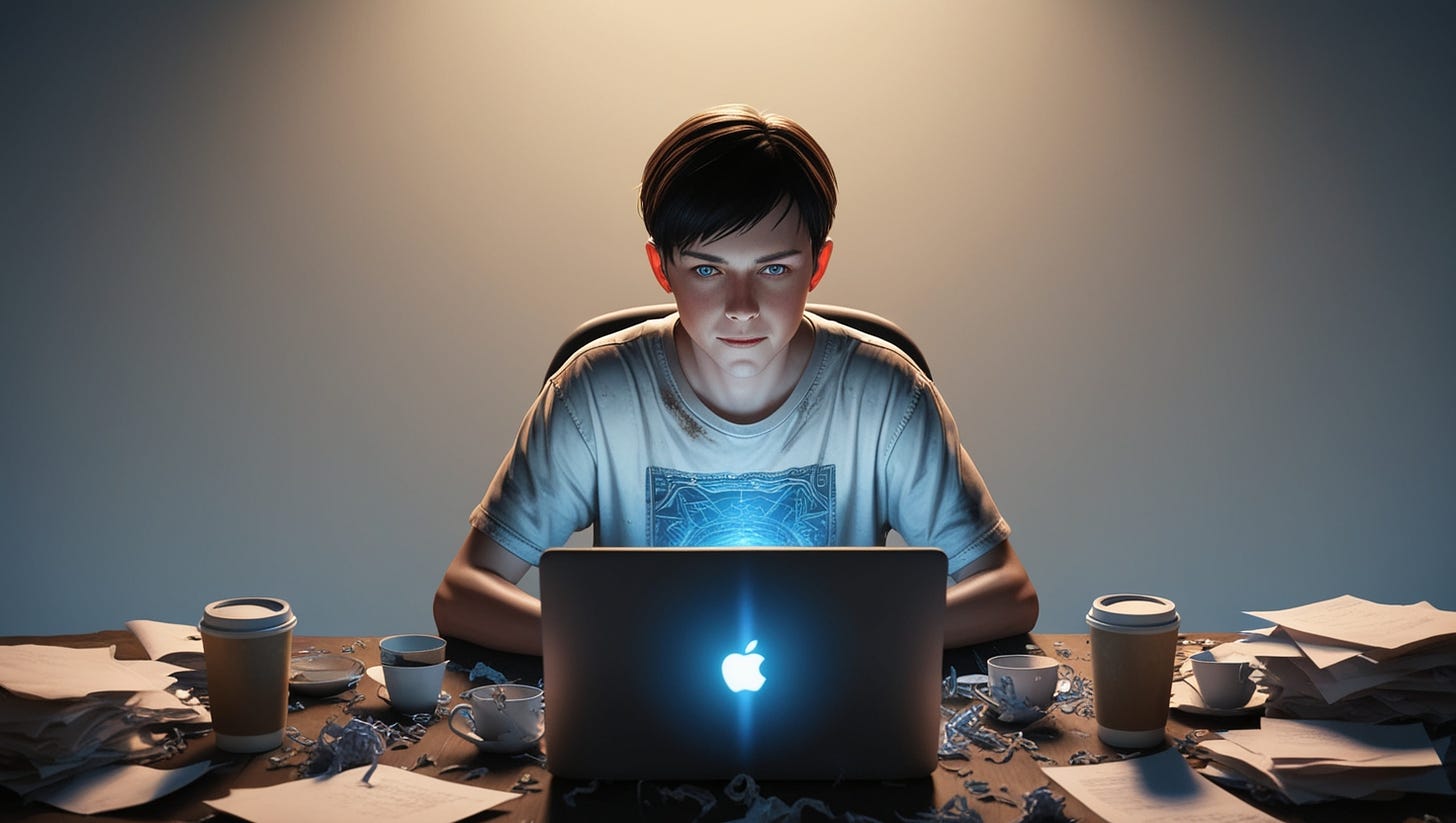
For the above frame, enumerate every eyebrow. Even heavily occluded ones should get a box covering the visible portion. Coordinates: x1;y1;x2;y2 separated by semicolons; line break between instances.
680;249;805;264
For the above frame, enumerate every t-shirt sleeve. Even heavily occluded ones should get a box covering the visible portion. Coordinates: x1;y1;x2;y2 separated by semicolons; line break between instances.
883;377;1010;576
469;378;597;566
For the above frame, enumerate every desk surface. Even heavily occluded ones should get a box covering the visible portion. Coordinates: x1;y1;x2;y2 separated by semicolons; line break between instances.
1;631;1451;823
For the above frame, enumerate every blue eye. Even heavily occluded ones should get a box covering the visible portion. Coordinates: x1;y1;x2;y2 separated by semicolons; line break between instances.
762;264;787;276
693;265;718;277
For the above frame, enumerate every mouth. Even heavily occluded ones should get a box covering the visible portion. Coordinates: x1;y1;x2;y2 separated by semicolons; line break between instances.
718;336;767;348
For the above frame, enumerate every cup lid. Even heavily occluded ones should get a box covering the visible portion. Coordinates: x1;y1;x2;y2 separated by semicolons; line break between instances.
1086;593;1179;629
201;597;296;632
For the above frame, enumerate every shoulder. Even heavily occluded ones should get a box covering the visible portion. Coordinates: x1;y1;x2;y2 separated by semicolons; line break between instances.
546;315;673;392
806;311;931;394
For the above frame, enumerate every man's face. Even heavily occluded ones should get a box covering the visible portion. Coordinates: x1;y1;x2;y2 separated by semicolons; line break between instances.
659;206;822;384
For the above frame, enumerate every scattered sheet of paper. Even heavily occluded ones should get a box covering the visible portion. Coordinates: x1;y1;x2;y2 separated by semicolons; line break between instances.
1234;626;1369;664
1280;650;1456;705
125;619;204;663
1237;595;1456;728
1222;717;1440;767
204;765;518;823
1206;638;1303;661
1195;739;1334;805
0;671;211;798
28;761;216;815
0;645;181;699
1246;595;1456;651
1283;632;1368;669
1042;748;1283;823
1195;718;1453;803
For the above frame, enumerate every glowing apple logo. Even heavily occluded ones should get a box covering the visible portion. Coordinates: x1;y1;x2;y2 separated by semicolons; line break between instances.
721;640;766;692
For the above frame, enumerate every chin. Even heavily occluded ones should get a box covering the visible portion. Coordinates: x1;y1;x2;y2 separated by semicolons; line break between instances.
720;360;768;379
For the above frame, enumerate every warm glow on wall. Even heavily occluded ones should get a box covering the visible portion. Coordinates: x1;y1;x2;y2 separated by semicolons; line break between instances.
5;2;1453;635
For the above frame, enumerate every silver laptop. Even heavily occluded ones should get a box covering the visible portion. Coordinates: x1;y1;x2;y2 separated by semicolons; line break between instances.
540;547;947;781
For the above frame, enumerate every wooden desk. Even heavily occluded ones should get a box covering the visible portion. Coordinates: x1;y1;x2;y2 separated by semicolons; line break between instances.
2;631;1451;822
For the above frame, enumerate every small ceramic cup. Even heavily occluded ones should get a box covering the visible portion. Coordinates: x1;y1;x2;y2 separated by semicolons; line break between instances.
986;654;1061;709
379;660;448;715
449;684;545;754
378;634;447;668
1190;650;1256;709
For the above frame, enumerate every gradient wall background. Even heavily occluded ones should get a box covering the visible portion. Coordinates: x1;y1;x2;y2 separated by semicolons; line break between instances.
4;1;1453;637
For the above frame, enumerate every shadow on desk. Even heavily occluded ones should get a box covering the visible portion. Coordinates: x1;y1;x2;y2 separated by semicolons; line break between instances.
545;776;935;821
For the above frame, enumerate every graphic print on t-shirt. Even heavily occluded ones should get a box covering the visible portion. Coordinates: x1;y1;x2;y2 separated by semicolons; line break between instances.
647;465;836;546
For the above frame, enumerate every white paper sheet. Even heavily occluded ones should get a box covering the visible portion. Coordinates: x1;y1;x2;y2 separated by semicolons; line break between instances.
1041;748;1283;823
0;645;181;699
125;619;205;663
1205;638;1303;660
1200;718;1451;804
1199;733;1454;802
1245;595;1456;651
1285;633;1367;669
1287;652;1456;704
1194;739;1334;805
28;761;216;815
1223;717;1440;766
204;765;519;823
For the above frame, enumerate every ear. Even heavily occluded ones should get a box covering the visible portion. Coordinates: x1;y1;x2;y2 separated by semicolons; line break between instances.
808;239;833;292
646;241;672;293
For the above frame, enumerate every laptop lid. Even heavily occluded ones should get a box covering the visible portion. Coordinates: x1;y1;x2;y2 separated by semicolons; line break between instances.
540;547;947;781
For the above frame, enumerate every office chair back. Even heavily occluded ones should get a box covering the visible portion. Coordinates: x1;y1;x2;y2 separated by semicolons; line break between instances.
544;303;931;385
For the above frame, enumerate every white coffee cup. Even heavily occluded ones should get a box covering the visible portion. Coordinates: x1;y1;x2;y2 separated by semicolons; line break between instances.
986;654;1060;710
449;684;545;754
379;634;447;668
379;660;447;715
1190;651;1256;709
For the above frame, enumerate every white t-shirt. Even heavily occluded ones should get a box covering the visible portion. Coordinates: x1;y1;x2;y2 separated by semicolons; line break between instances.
471;312;1010;575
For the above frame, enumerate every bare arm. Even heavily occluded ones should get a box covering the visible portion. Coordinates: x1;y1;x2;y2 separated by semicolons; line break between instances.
944;539;1038;648
433;527;543;655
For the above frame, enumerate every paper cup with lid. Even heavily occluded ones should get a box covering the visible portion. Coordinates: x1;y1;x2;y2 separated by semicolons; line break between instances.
1085;593;1180;748
199;597;298;753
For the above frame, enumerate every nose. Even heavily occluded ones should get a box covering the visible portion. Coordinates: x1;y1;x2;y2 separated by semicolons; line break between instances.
724;276;759;321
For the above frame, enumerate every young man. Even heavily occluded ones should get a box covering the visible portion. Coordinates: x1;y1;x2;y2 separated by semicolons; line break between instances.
434;105;1037;654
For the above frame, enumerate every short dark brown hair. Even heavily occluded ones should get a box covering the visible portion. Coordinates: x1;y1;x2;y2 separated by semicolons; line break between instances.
640;104;837;262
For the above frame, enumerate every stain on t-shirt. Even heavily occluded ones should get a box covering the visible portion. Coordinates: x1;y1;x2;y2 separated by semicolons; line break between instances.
660;386;707;440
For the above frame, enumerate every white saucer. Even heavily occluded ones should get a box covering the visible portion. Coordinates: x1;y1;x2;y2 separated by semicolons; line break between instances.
1170;661;1266;716
289;653;365;697
972;683;1049;725
459;734;543;755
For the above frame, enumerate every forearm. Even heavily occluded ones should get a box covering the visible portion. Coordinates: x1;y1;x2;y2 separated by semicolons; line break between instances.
943;541;1038;648
433;552;543;656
